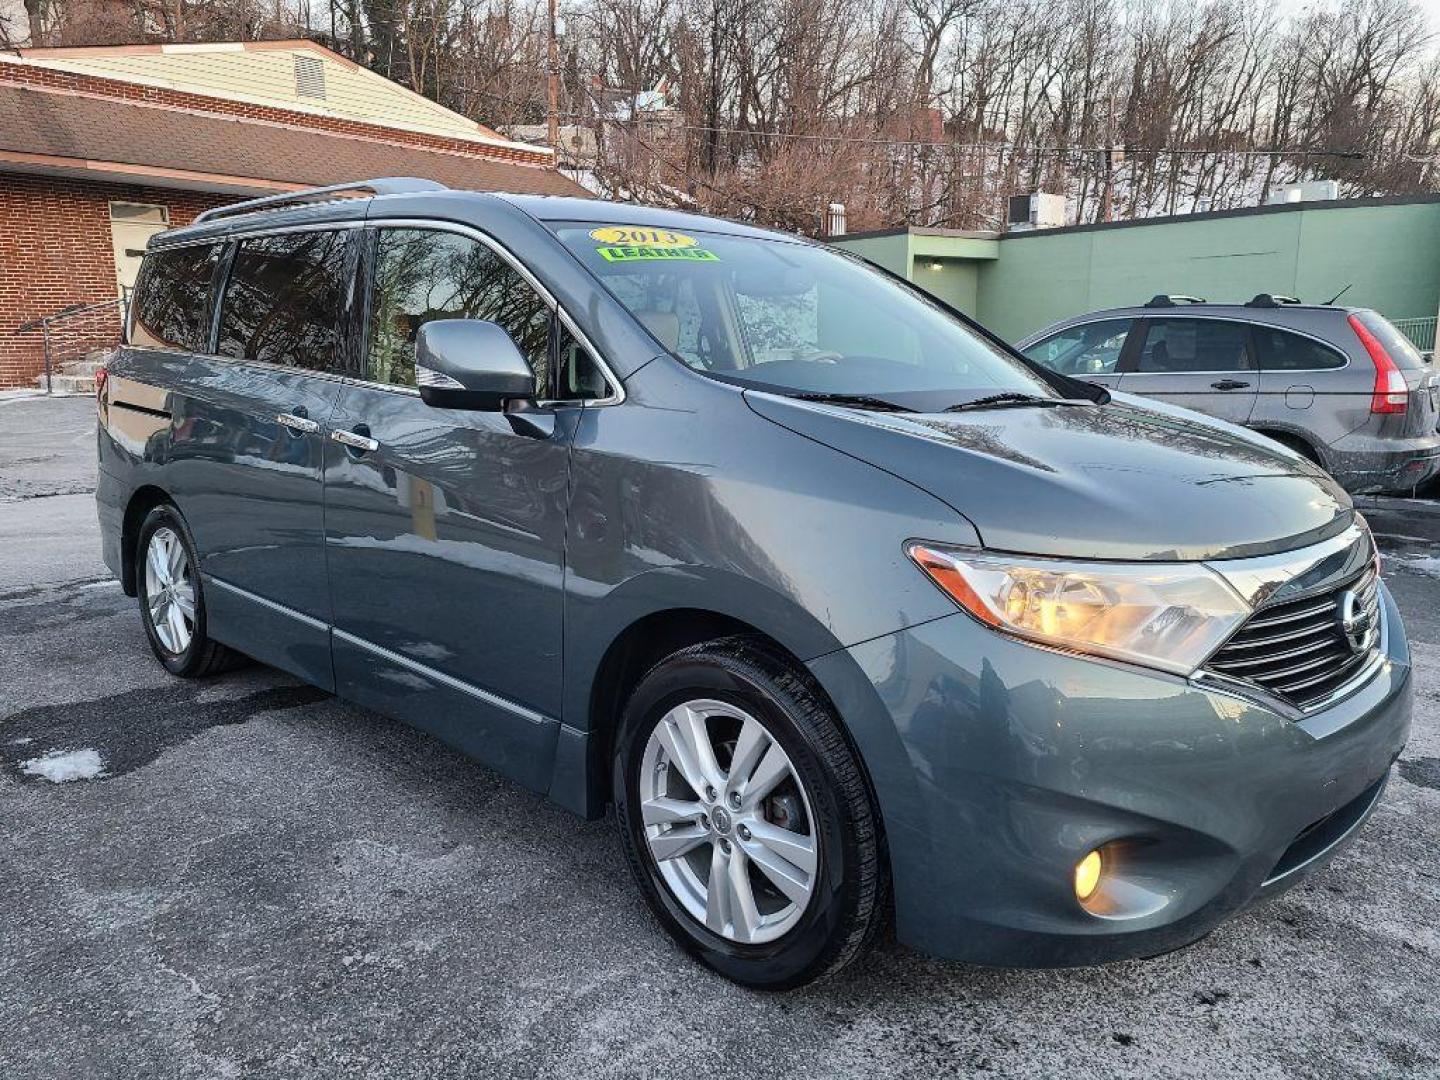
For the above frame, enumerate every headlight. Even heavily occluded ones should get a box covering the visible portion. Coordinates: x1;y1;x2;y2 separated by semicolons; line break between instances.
907;544;1251;675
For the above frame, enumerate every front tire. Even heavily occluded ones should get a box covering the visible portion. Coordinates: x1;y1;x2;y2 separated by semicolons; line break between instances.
613;636;887;989
136;504;243;678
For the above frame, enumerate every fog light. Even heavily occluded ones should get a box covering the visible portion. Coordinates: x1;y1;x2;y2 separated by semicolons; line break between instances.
1074;849;1103;901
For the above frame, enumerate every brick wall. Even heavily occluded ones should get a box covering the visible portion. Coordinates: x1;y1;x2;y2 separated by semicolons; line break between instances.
0;174;227;389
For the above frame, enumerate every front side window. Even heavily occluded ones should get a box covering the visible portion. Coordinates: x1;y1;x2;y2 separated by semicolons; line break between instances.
367;228;552;392
130;243;222;352
1022;319;1132;376
552;224;1054;408
216;230;350;371
1134;319;1249;374
1252;326;1346;371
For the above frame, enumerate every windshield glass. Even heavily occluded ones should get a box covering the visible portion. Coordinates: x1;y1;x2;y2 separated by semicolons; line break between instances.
553;224;1055;406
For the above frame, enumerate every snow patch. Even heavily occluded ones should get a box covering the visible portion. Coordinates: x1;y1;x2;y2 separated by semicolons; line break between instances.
20;748;107;783
1387;554;1440;578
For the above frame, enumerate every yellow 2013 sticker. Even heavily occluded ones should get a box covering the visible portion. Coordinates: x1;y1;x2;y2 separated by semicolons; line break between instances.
589;226;699;248
596;246;720;263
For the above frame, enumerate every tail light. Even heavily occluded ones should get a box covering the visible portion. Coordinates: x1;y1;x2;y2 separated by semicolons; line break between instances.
94;364;108;402
1350;313;1407;414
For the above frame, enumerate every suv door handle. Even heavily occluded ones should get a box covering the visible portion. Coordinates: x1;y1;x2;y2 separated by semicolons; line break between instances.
1210;379;1251;391
331;427;379;453
276;412;320;433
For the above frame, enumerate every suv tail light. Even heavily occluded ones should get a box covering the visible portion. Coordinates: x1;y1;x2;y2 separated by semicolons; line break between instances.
1350;313;1407;414
94;364;108;402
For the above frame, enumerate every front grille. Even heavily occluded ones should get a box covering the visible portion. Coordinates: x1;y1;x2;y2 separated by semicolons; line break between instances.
1206;565;1380;709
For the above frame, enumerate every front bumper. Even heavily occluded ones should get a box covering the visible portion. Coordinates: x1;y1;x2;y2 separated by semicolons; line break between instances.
808;582;1411;967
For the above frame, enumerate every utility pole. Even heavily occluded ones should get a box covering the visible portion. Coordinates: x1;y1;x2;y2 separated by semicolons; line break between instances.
547;0;561;152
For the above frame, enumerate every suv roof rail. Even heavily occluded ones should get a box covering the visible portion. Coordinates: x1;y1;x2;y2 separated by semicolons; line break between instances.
1244;293;1302;308
1144;294;1207;308
193;178;448;226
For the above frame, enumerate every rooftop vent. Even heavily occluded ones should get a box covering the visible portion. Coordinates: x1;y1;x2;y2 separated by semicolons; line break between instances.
294;55;327;101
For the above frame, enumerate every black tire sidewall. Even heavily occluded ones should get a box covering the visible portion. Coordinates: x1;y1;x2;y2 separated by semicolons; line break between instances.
136;504;210;677
613;646;864;989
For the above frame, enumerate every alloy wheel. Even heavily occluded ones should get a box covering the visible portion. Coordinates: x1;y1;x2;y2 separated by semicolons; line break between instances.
638;698;818;944
144;526;196;655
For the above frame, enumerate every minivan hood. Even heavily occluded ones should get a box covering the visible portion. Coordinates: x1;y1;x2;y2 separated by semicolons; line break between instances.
746;390;1353;561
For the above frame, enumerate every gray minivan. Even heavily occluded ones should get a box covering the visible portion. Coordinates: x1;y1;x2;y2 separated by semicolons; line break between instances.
97;179;1411;989
1017;296;1440;494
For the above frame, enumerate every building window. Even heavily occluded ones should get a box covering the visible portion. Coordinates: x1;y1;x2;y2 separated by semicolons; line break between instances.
109;202;169;225
294;56;327;100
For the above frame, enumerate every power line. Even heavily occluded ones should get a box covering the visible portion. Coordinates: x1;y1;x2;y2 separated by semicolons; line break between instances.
619;118;1367;159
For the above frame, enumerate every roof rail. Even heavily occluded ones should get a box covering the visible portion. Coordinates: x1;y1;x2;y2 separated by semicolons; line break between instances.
1144;294;1207;308
193;178;448;226
1245;293;1301;308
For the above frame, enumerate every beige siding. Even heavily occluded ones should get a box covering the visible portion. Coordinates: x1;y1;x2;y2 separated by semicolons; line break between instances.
31;45;496;143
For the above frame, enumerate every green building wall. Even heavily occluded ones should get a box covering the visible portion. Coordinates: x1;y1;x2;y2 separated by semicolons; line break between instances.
835;197;1440;344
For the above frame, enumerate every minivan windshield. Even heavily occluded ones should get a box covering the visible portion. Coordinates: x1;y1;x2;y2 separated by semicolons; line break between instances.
554;224;1057;409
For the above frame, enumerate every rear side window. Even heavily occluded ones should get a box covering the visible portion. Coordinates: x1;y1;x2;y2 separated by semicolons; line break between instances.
1353;311;1426;369
367;228;553;392
1022;319;1132;375
130;244;222;351
216;230;350;371
1252;327;1346;371
1134;319;1248;373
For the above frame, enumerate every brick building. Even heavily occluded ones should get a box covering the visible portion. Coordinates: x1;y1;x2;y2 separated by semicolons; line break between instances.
0;40;585;389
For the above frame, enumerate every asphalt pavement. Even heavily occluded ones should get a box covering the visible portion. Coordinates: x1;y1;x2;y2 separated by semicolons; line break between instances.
2;392;1439;1079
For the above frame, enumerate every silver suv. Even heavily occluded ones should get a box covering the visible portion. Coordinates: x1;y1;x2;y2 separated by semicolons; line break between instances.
1017;295;1440;494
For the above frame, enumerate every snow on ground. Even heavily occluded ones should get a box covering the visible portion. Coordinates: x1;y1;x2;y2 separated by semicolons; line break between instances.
1386;553;1440;578
20;748;106;783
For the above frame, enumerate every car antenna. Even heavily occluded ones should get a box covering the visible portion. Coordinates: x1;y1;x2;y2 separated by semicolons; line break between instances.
1323;283;1353;306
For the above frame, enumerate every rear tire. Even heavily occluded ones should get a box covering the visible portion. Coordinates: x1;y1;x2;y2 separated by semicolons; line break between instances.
613;636;887;989
136;504;244;678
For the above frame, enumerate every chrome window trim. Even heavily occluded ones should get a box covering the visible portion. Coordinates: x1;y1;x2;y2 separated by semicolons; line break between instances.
1084;313;1354;377
150;216;624;404
366;217;626;407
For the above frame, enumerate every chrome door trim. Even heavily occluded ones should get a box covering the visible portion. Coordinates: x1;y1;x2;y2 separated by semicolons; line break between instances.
332;628;554;728
205;574;329;631
330;428;379;451
277;412;321;433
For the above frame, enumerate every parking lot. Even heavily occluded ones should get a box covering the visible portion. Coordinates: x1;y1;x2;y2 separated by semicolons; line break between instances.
2;392;1439;1079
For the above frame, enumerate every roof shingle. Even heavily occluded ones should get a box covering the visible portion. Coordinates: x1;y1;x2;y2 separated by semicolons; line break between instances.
0;83;587;197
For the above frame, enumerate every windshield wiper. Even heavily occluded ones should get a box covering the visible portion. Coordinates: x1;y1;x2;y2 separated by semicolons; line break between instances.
944;392;1074;413
791;392;917;413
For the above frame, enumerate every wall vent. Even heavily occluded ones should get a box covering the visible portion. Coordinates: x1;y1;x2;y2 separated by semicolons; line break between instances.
294;55;327;100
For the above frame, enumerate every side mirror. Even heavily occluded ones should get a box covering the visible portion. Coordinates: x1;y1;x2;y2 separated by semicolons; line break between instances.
414;319;536;411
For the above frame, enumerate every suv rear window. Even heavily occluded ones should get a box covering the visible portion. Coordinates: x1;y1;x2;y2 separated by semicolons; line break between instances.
1354;311;1426;369
130;243;223;352
216;231;351;371
1252;326;1346;371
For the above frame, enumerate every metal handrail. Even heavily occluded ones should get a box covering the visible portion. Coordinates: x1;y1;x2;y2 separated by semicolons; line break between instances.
192;177;448;226
14;295;128;394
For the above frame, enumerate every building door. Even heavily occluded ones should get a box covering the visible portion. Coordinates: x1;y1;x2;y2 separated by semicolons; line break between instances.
109;202;170;298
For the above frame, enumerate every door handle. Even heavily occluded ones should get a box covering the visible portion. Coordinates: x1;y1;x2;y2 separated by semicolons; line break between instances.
1210;379;1251;391
276;412;320;433
331;427;379;453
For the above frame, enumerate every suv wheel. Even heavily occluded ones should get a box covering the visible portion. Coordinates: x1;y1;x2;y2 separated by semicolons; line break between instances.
136;504;243;677
613;637;887;989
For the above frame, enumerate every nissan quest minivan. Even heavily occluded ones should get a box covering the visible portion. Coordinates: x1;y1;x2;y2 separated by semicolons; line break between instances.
97;179;1411;989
